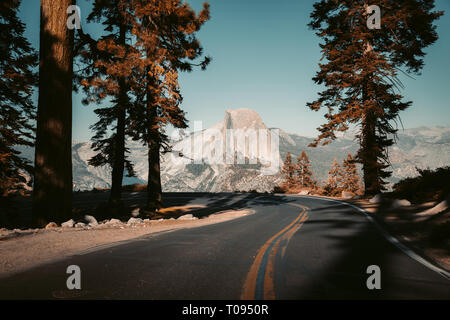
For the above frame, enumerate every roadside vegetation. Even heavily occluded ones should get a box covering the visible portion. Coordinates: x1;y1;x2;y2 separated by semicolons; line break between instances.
276;150;363;198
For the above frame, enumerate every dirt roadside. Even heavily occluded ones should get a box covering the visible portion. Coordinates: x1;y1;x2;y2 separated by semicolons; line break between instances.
0;209;254;277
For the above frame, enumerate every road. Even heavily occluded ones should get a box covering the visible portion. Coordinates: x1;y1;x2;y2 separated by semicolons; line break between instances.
1;193;449;299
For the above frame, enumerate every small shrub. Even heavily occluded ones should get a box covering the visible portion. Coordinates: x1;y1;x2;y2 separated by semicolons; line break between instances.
392;166;450;203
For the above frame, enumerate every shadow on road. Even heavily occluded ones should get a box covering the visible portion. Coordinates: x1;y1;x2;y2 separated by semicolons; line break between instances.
279;201;450;299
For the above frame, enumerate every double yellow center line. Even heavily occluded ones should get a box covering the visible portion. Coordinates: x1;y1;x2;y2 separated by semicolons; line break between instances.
241;204;309;300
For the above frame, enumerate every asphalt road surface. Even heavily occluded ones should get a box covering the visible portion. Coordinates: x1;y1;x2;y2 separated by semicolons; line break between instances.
1;193;449;299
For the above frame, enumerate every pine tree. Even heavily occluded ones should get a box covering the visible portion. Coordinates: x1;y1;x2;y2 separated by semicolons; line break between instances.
33;0;75;226
324;158;342;196
296;150;317;189
307;0;443;195
128;0;210;212
0;0;37;200
281;152;297;189
341;153;362;194
77;0;139;210
78;0;211;212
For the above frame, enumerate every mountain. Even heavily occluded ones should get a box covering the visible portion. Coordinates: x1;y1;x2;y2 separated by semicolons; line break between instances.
18;109;450;192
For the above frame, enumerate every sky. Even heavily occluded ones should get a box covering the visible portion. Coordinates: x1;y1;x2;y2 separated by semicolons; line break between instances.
18;0;450;142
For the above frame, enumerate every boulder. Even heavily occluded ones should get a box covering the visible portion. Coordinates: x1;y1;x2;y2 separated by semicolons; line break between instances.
61;219;75;228
131;207;140;217
84;215;98;226
75;222;86;228
298;190;309;196
106;218;122;225
45;222;58;229
127;217;144;225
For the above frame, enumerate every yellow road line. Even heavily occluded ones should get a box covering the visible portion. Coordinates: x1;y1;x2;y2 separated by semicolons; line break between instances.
241;205;309;300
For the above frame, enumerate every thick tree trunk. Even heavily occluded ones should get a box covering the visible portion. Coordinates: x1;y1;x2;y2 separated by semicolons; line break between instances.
33;0;74;227
108;25;127;207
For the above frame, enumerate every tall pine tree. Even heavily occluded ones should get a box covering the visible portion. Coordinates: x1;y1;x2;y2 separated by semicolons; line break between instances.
129;0;210;212
307;0;443;195
77;0;138;210
0;0;37;200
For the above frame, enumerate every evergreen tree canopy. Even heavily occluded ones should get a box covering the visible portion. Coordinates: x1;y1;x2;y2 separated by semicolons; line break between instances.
341;153;361;193
0;0;37;197
307;0;443;195
296;150;317;189
281;152;297;189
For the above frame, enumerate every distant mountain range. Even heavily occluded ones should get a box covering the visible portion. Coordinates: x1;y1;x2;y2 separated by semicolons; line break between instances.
18;108;450;192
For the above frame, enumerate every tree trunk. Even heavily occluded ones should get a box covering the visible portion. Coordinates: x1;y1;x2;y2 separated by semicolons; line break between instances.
147;139;162;211
108;103;126;205
361;110;380;195
108;25;127;207
33;0;74;227
360;41;381;196
145;89;162;211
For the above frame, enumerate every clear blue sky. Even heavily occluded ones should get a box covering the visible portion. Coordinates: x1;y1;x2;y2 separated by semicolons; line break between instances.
19;0;450;142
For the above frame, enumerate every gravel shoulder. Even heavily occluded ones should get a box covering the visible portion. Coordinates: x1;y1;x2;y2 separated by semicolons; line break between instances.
0;209;254;277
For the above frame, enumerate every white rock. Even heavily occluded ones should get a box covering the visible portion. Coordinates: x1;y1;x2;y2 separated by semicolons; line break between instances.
177;214;198;220
84;215;98;226
341;191;354;199
369;194;383;204
298;190;309;196
127;217;144;225
106;218;122;225
131;207;140;217
75;222;86;228
61;219;75;228
391;199;411;209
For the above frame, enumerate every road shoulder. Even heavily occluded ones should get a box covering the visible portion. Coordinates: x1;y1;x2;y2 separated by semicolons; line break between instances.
0;209;254;278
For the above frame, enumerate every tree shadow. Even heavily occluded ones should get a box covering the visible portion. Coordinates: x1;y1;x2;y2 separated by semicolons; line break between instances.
277;201;450;299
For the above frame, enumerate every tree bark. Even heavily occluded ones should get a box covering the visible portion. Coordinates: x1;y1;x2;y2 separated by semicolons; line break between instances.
108;24;127;207
33;0;74;227
146;139;162;211
361;110;379;195
360;41;381;196
145;90;162;211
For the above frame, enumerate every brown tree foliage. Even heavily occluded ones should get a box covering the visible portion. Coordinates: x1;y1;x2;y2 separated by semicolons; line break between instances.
77;0;210;212
281;152;297;189
324;158;343;196
307;0;443;195
296;150;317;189
341;153;362;194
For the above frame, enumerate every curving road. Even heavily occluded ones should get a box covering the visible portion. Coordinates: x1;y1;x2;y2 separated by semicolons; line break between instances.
1;193;449;299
